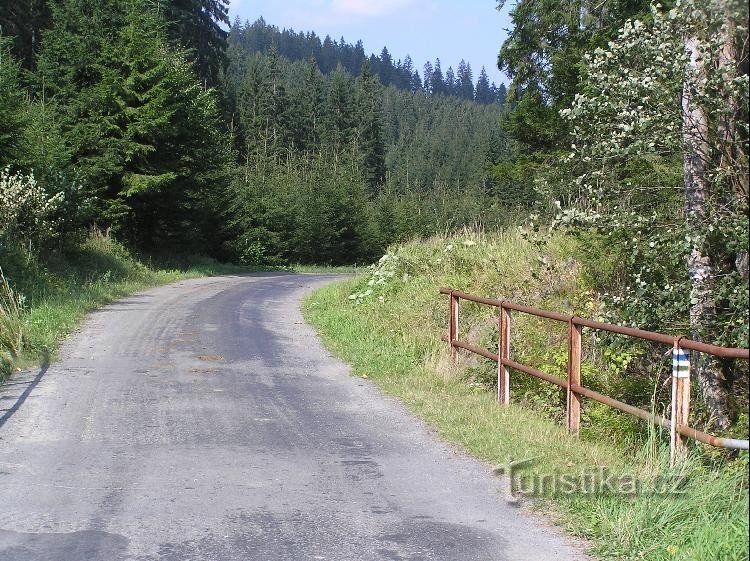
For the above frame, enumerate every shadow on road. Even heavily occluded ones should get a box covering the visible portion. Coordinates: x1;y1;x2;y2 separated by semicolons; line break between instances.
0;359;50;429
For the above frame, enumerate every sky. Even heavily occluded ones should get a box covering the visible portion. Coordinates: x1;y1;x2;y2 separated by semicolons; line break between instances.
227;0;513;86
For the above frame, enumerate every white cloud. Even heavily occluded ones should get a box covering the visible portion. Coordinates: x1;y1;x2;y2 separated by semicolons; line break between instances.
329;0;417;18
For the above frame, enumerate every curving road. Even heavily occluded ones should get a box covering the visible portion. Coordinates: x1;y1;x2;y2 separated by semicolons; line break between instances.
0;274;586;561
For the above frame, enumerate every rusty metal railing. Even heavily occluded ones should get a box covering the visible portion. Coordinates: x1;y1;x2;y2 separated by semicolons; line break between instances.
439;288;750;463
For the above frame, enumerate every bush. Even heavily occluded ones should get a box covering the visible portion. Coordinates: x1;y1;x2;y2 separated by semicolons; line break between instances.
0;167;63;257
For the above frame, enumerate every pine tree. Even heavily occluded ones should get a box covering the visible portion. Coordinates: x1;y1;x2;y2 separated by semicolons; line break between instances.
474;66;493;104
422;61;433;93
457;60;474;100
35;0;227;247
355;60;385;192
0;0;51;70
378;46;393;86
0;35;26;167
494;83;507;105
294;57;324;152
323;64;355;159
239;55;271;168
410;70;422;92
431;58;445;95
265;46;291;158
445;66;456;96
157;0;230;87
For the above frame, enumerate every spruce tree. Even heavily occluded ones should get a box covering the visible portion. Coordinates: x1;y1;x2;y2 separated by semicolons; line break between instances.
457;60;474;100
157;0;230;87
0;0;51;70
0;35;26;167
474;67;493;104
35;0;227;247
445;66;456;96
355;61;385;192
431;59;445;95
294;57;324;152
323;64;355;159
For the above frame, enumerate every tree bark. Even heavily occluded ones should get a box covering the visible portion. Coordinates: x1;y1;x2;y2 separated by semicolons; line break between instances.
716;9;748;199
682;35;732;430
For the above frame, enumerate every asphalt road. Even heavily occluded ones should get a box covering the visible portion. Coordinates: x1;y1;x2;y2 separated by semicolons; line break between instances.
0;274;586;561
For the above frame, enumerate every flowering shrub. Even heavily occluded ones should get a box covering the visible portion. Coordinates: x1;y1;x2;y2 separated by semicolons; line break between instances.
349;253;400;303
0;167;64;252
550;0;749;347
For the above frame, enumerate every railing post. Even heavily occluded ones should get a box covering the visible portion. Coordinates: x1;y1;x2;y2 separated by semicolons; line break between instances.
497;303;511;404
567;319;582;434
670;341;690;464
449;291;459;364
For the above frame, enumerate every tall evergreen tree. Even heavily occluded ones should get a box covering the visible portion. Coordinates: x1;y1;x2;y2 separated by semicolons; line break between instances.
378;46;393;86
293;57;324;152
0;0;51;70
355;61;385;192
474;66;493;104
445;66;456;95
0;35;26;167
422;61;433;93
323;64;355;158
457;59;474;100
431;58;445;95
36;0;227;247
157;0;230;87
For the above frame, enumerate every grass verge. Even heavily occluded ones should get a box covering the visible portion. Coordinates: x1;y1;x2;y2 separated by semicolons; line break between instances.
1;230;255;376
303;230;749;561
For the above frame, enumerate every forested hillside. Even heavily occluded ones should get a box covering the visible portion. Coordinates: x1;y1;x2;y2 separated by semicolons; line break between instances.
1;0;514;269
220;48;509;264
227;17;508;104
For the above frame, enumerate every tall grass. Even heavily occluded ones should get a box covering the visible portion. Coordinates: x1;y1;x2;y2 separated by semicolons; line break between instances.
303;229;749;561
0;268;24;375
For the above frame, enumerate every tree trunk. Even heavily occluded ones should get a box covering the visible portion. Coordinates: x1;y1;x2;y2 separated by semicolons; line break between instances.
682;35;732;430
716;10;748;199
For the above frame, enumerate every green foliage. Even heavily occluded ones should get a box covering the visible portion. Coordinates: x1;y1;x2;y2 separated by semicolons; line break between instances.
553;0;749;351
228;17;507;103
227;152;377;266
0;35;26;167
157;0;230;87
222;46;514;264
0;0;51;69
33;0;229;250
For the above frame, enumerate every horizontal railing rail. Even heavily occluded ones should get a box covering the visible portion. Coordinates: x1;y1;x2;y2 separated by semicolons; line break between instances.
439;287;750;462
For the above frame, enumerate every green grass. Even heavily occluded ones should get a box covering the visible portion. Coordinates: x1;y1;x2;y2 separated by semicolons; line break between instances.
285;263;360;274
1;230;256;375
303;230;749;561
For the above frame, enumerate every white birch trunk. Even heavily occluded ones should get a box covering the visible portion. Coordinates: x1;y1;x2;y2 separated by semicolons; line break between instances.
682;35;732;430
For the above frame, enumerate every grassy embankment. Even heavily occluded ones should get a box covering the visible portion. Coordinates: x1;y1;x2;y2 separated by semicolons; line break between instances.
0;229;355;378
0;230;248;376
303;229;749;561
